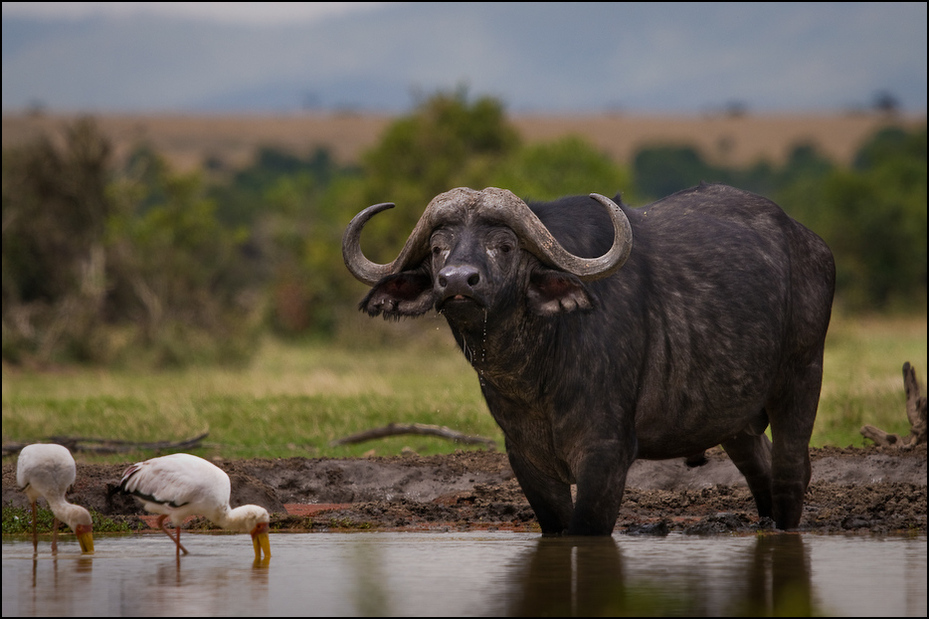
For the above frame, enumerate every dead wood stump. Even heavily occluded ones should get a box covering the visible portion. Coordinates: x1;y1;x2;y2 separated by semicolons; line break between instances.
861;362;927;448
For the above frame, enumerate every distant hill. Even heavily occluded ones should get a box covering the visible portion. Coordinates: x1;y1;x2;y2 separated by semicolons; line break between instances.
2;111;924;174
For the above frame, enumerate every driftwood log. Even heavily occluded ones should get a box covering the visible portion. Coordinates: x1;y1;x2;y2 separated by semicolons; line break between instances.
861;362;927;448
1;431;209;457
330;423;496;449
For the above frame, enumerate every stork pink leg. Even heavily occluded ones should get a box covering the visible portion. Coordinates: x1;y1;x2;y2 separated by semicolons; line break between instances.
30;501;38;552
156;514;189;556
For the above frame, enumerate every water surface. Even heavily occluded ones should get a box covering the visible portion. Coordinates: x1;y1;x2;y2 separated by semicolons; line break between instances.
3;531;926;616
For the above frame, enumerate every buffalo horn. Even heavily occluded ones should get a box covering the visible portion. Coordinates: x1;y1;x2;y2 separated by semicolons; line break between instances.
507;192;633;281
342;188;633;286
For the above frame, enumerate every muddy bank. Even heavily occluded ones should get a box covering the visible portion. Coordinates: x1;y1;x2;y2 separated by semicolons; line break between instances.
2;444;925;535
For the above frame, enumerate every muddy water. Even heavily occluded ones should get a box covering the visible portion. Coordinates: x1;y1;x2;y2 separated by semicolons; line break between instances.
2;531;926;617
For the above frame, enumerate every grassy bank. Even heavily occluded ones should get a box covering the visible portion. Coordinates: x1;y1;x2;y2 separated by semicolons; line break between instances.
2;314;925;463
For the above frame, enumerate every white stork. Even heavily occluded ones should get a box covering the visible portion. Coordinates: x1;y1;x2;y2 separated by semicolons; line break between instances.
16;443;95;554
117;453;271;562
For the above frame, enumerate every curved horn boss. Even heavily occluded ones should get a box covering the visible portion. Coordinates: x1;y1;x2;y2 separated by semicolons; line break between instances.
342;187;633;286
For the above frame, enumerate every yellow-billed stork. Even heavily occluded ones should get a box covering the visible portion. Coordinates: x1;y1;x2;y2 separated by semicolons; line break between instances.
117;453;271;562
16;443;95;554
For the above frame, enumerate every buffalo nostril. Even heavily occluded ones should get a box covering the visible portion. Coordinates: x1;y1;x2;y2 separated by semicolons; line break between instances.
438;266;480;293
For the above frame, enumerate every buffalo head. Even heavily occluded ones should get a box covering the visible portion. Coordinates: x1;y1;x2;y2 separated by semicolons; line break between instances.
342;187;633;322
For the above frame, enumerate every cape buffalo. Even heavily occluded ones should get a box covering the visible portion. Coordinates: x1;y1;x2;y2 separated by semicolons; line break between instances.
342;183;835;535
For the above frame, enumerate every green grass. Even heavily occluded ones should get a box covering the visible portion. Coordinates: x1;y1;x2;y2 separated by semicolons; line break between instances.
2;324;499;462
815;314;927;447
2;503;139;534
2;314;925;463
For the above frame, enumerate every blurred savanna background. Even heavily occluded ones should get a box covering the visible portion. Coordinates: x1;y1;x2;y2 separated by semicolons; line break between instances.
2;2;926;458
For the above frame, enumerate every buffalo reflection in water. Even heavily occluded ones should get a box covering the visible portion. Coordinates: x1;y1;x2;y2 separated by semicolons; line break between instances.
504;533;815;617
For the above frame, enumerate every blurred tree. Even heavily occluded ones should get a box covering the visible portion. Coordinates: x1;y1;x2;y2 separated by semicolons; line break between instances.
486;136;633;204
632;141;836;207
631;145;728;201
2;118;111;305
770;143;836;229
852;126;923;170
2;118;115;363
207;146;347;228
626;125;926;313
258;173;364;336
871;90;901;115
201;145;363;337
819;126;927;311
107;162;263;366
2;119;265;367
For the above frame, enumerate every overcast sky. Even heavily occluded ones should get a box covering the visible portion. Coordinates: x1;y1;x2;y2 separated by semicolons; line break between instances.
2;2;926;115
2;2;387;25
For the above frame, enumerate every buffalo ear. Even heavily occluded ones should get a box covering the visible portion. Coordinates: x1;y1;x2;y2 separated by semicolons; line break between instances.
360;271;436;318
527;270;593;316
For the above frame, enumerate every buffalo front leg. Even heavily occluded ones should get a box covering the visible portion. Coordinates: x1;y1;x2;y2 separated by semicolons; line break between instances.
568;442;633;535
506;448;573;535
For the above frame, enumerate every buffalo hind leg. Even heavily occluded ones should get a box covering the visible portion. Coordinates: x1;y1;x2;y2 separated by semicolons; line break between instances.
727;370;820;530
722;430;774;521
506;448;574;535
766;361;821;530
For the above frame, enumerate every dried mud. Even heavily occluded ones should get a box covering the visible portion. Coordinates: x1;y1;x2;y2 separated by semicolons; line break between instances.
3;444;925;536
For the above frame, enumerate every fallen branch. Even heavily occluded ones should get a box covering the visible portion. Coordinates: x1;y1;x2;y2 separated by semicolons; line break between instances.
330;423;496;449
861;362;927;448
2;431;209;456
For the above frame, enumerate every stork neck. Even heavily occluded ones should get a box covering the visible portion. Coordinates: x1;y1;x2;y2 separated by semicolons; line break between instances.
206;504;234;529
46;498;91;531
213;505;256;532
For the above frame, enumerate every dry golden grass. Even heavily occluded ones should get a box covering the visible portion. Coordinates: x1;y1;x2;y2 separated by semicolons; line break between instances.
1;112;394;172
512;112;926;168
3;110;924;173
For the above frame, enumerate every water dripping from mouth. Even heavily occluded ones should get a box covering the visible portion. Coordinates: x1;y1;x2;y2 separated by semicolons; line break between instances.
481;309;488;363
477;308;488;387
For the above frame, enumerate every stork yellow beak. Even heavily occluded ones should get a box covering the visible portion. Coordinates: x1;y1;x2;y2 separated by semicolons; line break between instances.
251;522;271;562
75;524;94;554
